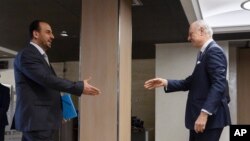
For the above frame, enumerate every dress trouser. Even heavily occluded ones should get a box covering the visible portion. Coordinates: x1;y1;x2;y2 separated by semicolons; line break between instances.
0;126;6;141
189;128;223;141
22;130;55;141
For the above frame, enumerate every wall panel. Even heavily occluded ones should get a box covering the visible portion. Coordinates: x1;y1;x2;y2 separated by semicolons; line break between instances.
79;0;131;141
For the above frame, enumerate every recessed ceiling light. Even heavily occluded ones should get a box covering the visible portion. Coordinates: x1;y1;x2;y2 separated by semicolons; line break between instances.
241;0;250;10
60;30;68;37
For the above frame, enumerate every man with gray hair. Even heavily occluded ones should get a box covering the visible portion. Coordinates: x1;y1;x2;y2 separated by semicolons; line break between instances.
144;20;231;141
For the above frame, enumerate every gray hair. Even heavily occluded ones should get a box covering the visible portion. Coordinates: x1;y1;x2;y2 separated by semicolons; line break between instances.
194;20;213;37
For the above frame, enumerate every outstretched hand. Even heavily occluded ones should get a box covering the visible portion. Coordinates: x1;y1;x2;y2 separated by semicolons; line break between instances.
83;77;101;96
144;78;167;90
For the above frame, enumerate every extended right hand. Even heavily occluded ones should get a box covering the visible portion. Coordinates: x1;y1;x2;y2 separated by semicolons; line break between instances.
83;77;101;96
144;78;167;90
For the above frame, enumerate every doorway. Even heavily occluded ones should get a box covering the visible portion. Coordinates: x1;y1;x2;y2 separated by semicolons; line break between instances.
237;47;250;124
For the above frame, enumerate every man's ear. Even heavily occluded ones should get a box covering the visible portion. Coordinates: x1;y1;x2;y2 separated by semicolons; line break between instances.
33;31;39;39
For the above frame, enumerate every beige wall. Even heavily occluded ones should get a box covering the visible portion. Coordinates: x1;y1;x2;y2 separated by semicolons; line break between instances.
228;46;237;124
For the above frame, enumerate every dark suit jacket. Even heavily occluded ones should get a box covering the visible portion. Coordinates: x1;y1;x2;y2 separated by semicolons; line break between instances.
0;84;10;127
165;41;231;130
13;44;83;131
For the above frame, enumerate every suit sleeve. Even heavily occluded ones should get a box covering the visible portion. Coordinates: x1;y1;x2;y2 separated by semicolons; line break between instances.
164;75;192;93
202;47;227;114
16;51;83;96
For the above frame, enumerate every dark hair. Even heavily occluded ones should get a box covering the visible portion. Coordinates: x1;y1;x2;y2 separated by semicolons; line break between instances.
29;20;46;38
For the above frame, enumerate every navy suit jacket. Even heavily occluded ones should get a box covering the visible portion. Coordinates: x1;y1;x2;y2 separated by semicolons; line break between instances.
165;41;231;130
0;84;10;127
13;44;83;131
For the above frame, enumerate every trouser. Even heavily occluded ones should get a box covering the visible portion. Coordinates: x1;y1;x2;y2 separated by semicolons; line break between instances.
0;126;6;141
189;128;223;141
22;130;56;141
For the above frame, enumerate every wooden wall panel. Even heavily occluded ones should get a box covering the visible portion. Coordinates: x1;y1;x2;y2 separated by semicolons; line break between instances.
237;48;250;124
79;0;131;141
118;0;132;141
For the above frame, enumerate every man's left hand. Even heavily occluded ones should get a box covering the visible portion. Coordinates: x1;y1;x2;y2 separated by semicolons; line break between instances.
194;111;208;133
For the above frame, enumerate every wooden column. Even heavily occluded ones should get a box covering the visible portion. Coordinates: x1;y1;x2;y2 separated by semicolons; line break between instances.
79;0;131;141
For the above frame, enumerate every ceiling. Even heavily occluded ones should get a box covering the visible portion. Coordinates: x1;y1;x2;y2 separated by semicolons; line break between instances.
189;0;250;33
0;0;250;61
0;0;81;61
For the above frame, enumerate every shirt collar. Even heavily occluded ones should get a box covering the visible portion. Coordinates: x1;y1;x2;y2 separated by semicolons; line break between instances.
30;42;46;55
200;38;213;53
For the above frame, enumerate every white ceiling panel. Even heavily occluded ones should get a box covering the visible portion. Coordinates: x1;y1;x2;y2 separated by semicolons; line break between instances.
198;0;250;27
181;0;250;33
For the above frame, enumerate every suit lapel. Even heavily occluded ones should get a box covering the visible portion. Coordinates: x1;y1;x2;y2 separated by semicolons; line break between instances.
28;44;56;75
199;41;216;61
